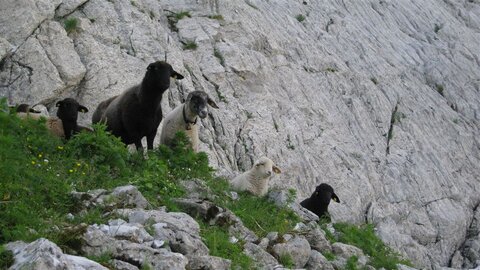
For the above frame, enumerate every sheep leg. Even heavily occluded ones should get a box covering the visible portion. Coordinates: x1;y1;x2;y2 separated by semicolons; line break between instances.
134;140;144;151
146;131;156;150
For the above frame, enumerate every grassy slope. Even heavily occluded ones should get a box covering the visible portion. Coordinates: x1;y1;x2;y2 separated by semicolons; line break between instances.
0;99;410;269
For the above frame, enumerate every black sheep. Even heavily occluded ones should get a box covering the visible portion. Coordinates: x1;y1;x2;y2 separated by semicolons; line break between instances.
56;98;90;140
91;61;184;150
300;183;340;219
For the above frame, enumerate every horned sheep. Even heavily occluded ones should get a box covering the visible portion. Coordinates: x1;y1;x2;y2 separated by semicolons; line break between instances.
160;90;219;152
92;61;184;150
230;157;282;196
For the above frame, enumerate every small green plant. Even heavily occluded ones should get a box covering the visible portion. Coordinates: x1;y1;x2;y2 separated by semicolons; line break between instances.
130;0;137;7
322;250;336;261
333;223;412;269
434;24;441;33
246;111;253;119
175;11;191;20
215;87;227;103
214;48;225;67
87;252;114;268
167;11;191;32
296;14;306;22
183;41;198;50
64;18;79;34
199;221;253;269
325;67;338;73
0;245;14;269
208;14;224;20
345;255;359;270
453;118;459;124
278;253;295;268
149;11;155;20
371;77;378;85
435;84;445;96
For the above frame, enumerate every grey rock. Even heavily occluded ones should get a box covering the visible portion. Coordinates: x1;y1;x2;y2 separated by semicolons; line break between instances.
128;209;200;236
212;209;258;242
331;242;364;260
305;250;335;270
0;0;61;47
187;255;232;270
272;236;311;268
258;237;270;249
267;232;279;242
170;230;209;256
36;21;86;89
152;240;165;249
244;242;280;270
180;178;217;200
110;259;139;270
173;198;221;221
0;37;12;62
110;185;149;209
6;238;107;270
114;240;188;270
55;0;89;17
304;226;332;252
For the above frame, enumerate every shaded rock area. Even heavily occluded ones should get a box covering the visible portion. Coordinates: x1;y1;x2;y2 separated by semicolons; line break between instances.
1;0;480;269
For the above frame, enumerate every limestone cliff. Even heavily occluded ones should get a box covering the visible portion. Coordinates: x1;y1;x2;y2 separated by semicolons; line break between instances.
1;0;479;268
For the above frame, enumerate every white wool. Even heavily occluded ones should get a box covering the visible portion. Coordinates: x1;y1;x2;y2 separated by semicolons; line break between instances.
230;157;281;196
160;104;200;152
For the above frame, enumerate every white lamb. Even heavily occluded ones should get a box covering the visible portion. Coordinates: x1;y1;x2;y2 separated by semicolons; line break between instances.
230;157;282;196
160;91;219;152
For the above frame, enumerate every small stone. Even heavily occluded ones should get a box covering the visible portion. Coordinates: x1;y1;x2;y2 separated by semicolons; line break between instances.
152;240;165;249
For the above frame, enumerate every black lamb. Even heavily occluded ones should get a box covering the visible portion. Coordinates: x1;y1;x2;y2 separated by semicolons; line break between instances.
91;61;184;150
300;183;340;219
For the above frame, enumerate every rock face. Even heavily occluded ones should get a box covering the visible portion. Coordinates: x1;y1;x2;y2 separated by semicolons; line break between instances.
5;238;108;270
1;0;480;269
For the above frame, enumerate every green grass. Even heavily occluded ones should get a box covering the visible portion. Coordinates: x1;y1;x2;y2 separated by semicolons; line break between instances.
322;250;336;261
204;177;301;238
208;15;224;20
278;253;294;268
296;14;306;22
64;18;79;34
183;41;198;50
0;245;14;269
333;223;411;269
199;221;253;269
345;255;359;270
0;98;213;250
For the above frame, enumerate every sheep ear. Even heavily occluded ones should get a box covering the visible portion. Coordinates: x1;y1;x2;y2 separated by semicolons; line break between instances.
272;165;281;174
78;105;89;113
171;71;184;80
332;193;340;203
56;101;62;107
207;97;219;109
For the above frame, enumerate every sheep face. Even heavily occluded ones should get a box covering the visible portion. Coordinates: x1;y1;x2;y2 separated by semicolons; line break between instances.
56;98;88;122
186;91;219;119
145;61;184;90
312;183;340;205
252;157;281;179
